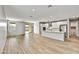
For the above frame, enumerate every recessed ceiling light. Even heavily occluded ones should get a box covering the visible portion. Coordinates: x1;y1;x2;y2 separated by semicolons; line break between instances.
32;8;36;11
72;16;75;17
50;16;52;18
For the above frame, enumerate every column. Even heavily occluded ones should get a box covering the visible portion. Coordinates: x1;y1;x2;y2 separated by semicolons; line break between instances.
76;20;79;37
67;19;70;38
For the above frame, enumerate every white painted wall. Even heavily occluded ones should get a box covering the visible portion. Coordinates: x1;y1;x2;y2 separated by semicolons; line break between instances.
0;6;7;51
0;20;7;39
34;21;40;34
8;20;40;35
0;6;5;19
16;22;25;35
8;21;16;36
0;20;7;53
8;21;25;36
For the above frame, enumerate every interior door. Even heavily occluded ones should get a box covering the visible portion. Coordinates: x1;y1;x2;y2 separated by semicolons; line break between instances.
70;26;76;37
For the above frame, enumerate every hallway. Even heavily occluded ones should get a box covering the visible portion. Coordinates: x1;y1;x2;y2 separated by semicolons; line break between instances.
2;33;79;54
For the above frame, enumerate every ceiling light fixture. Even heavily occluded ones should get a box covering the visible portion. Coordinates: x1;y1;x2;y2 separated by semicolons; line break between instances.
50;16;52;18
29;16;33;17
48;5;52;8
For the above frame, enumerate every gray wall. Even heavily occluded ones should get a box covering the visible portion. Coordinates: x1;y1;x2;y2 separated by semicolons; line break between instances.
8;21;25;36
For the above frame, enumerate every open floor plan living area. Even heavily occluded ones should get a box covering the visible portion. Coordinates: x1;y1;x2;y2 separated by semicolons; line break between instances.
0;5;79;54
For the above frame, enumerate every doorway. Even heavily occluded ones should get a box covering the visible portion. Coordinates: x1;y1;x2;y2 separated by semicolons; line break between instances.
25;23;34;34
70;21;77;38
60;24;67;38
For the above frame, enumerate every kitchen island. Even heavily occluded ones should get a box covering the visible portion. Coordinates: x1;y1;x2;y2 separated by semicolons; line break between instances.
41;31;65;41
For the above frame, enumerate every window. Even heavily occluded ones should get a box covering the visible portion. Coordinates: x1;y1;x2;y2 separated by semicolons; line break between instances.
9;22;16;30
0;22;6;27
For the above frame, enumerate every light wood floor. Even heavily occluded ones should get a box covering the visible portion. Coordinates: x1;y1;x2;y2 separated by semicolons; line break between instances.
1;33;79;54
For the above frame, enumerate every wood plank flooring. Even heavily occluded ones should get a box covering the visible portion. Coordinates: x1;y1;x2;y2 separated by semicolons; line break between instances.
1;33;79;54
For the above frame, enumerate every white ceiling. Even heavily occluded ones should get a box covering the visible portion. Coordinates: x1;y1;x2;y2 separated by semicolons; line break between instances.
4;5;79;22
